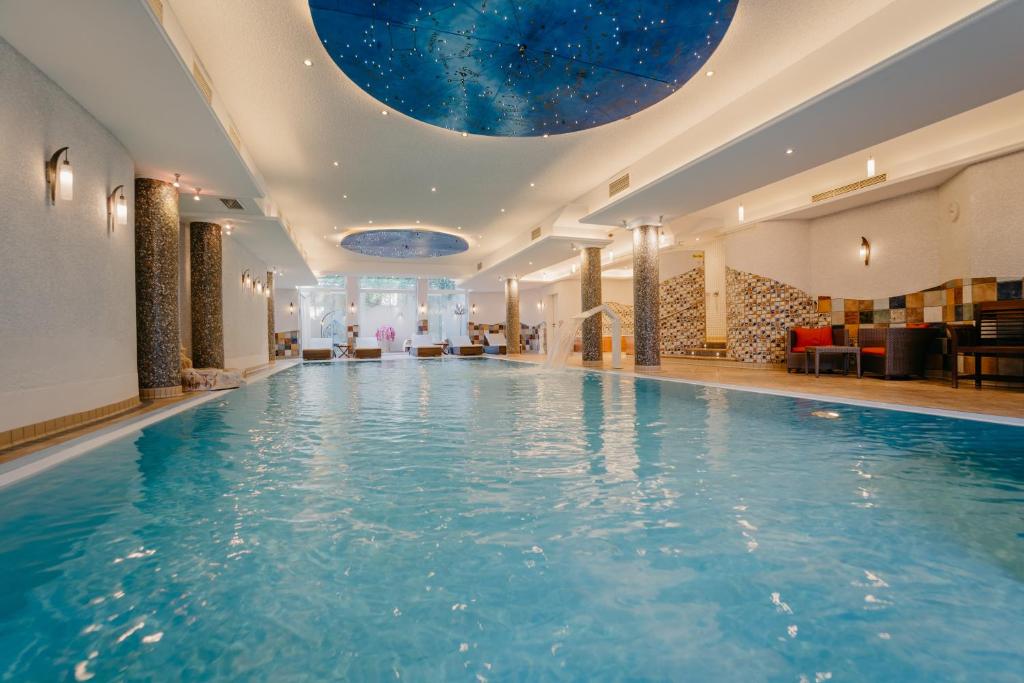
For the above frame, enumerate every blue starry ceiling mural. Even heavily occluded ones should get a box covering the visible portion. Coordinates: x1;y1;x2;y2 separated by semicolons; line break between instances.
341;229;470;258
308;0;739;137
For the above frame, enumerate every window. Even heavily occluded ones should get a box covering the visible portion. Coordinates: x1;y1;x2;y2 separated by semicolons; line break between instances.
427;277;457;291
359;276;416;290
427;291;467;342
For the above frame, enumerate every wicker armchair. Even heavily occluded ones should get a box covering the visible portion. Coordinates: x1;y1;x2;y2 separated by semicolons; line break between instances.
857;327;936;379
786;327;849;373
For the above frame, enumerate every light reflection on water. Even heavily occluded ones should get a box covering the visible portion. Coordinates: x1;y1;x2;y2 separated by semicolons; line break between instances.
0;360;1022;681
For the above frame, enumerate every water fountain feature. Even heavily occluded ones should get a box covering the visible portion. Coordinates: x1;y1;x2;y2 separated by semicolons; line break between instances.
546;305;622;369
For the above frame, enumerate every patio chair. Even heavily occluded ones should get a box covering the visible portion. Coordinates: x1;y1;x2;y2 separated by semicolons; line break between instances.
858;326;936;379
483;333;508;355
353;336;382;359
785;327;848;373
449;335;484;356
409;334;443;357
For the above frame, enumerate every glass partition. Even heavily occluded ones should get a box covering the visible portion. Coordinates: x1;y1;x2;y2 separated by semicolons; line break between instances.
359;284;416;351
427;290;466;342
300;285;347;349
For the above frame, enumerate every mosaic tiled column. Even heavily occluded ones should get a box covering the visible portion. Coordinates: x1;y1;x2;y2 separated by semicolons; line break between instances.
189;222;224;369
505;277;520;354
266;271;275;363
135;178;182;398
581;246;603;366
630;220;662;370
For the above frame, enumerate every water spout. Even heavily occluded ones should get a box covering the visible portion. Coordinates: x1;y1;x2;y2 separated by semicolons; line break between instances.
545;305;622;369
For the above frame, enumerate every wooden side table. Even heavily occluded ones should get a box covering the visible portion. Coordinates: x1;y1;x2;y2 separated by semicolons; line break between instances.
805;345;861;378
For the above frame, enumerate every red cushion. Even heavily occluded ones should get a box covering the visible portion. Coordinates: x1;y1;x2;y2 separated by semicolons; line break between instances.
906;323;930;329
792;346;807;353
794;327;833;349
861;346;886;356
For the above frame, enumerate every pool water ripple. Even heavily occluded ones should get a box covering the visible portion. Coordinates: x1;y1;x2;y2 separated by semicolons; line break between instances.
1;361;1022;681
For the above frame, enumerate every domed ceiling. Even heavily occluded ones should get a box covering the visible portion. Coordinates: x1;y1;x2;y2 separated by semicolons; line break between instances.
309;0;738;136
340;229;469;258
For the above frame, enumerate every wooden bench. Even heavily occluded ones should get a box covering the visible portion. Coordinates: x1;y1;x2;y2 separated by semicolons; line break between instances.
948;300;1024;388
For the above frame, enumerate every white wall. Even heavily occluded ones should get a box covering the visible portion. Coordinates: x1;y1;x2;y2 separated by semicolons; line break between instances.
222;237;270;370
0;37;138;432
720;150;1024;298
274;287;299;332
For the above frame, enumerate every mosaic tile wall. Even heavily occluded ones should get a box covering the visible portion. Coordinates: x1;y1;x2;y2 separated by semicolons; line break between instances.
274;331;300;358
726;267;830;364
600;302;635;337
819;276;1024;340
467;322;541;352
660;266;706;354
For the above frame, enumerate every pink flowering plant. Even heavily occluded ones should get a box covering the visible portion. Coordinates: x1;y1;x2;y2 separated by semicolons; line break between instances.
375;325;396;343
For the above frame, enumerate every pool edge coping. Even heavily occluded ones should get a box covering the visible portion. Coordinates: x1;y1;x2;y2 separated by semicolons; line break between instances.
0;360;301;490
488;356;1024;428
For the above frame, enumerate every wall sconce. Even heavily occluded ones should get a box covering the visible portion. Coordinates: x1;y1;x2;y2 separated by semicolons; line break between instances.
255;279;264;295
193;187;202;202
107;185;127;228
289;302;295;314
172;173;181;188
224;223;232;236
349;301;356;313
471;303;477;315
418;304;426;315
859;237;871;266
46;147;74;203
241;269;252;289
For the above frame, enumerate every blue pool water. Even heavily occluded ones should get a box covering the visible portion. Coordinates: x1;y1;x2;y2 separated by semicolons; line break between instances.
1;361;1023;681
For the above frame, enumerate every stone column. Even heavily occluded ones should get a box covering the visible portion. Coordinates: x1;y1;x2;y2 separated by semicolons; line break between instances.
189;222;224;369
505;276;520;354
135;178;182;398
581;246;603;366
266;271;276;362
630;219;662;370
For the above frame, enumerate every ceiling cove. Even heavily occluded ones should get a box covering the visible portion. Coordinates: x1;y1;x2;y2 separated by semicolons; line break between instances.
308;0;738;136
340;229;470;258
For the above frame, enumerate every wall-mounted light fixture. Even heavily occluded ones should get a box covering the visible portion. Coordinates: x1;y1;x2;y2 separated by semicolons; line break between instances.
193;187;202;201
471;303;477;315
172;173;181;189
859;236;871;266
242;269;252;289
349;301;356;314
46;147;74;203
224;223;232;236
289;301;295;314
737;204;745;223
418;304;426;315
866;157;876;177
107;185;128;228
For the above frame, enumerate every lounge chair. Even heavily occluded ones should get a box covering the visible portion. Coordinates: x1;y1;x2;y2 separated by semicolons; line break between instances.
858;326;936;379
785;327;848;373
302;337;333;361
449;335;484;356
409;334;443;357
483;333;508;355
353;336;382;359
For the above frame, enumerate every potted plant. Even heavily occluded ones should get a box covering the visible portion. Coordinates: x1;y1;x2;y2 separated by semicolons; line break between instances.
375;325;396;352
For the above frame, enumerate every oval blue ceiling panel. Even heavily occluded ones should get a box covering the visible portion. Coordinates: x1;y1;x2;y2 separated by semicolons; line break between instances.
309;0;738;137
340;229;469;258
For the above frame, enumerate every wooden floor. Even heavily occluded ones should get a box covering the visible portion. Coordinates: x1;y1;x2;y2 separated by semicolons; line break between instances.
509;354;1024;420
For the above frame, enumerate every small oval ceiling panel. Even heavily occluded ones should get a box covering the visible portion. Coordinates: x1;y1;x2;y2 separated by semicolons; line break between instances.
340;229;470;258
309;0;739;137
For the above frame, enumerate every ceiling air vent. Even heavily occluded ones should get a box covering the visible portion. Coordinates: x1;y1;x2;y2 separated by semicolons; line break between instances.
146;0;163;23
812;173;887;203
530;226;541;241
608;173;630;197
477;262;483;271
192;58;213;104
219;198;245;210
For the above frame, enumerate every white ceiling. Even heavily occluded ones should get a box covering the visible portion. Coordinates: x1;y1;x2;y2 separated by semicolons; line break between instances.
166;0;925;277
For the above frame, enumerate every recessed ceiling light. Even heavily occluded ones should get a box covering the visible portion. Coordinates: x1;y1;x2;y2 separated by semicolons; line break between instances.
457;226;462;230
333;161;339;167
381;110;389;116
303;58;313;67
333;225;338;231
786;148;794;155
342;194;348;199
500;208;506;213
542;133;549;139
415;220;420;224
461;132;468;137
368;220;373;224
705;70;715;77
528;261;533;265
431;187;437;192
530;182;536;187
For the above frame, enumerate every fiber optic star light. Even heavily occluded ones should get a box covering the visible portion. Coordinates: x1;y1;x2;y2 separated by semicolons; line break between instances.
309;0;738;136
341;229;469;258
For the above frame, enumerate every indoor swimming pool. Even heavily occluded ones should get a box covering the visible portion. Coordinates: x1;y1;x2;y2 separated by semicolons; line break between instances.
1;361;1022;681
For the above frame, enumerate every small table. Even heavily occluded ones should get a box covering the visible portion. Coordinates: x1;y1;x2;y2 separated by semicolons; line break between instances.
333;343;351;358
805;345;861;378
